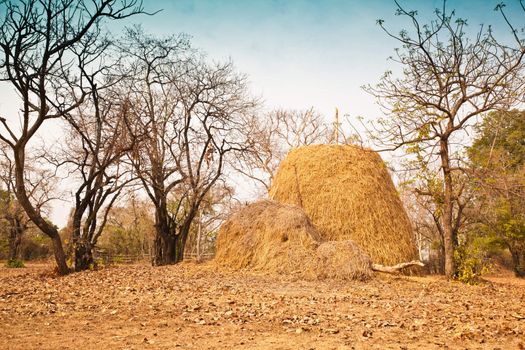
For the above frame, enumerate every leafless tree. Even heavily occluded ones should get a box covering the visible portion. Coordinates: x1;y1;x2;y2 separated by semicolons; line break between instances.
364;1;525;277
183;180;235;261
52;87;137;271
272;108;331;148
98;192;155;258
0;144;56;262
0;0;146;274
235;108;330;193
118;28;256;265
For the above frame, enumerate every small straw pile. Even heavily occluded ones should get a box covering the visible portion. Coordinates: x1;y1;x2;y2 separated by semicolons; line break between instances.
316;240;373;281
215;200;373;280
269;144;417;265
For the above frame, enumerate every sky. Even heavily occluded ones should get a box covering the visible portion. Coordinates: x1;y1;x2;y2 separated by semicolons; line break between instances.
134;0;521;125
0;0;523;227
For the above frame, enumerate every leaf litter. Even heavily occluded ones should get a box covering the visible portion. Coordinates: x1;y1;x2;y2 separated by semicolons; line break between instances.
0;262;524;349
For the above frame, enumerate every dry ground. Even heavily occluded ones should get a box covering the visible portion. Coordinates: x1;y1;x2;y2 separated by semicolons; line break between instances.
0;262;524;350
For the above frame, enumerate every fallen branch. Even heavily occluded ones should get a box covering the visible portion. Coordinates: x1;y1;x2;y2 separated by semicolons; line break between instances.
371;260;425;274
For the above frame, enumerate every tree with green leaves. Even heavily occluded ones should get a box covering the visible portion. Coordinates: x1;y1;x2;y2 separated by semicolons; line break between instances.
365;1;525;278
468;110;525;277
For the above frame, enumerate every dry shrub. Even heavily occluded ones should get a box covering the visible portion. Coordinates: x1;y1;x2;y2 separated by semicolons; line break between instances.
270;144;418;265
215;200;373;280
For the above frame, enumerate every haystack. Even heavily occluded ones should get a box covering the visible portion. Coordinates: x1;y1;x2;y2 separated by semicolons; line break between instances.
214;200;373;280
269;144;418;265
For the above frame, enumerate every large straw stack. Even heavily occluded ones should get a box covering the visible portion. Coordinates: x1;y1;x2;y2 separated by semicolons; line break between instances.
269;144;417;265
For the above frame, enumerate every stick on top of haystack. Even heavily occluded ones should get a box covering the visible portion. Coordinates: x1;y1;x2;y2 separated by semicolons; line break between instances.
334;107;339;145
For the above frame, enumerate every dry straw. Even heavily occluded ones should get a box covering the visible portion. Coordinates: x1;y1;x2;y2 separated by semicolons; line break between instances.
215;200;373;280
214;200;320;274
269;144;418;265
316;240;373;280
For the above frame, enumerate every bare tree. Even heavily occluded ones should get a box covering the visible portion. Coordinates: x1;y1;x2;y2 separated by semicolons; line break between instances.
56;88;136;271
183;180;235;261
272;108;331;148
0;0;146;274
0;144;56;263
235;108;330;193
365;1;525;277
119;28;256;265
98;192;155;258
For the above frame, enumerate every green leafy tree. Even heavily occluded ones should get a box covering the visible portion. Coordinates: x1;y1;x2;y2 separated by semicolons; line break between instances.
366;2;525;278
468;110;525;277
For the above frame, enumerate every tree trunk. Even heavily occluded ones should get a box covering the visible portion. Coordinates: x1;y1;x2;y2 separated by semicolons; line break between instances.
152;205;177;265
50;232;69;274
196;210;202;262
175;227;188;262
152;215;192;266
151;198;196;266
71;213;95;271
154;232;175;265
14;148;69;274
439;242;446;274
152;209;180;266
152;231;185;265
74;239;94;271
8;225;23;261
440;139;456;278
509;246;525;278
9;228;22;261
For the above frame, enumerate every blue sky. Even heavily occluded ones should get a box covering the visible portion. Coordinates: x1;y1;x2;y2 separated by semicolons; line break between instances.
131;0;522;125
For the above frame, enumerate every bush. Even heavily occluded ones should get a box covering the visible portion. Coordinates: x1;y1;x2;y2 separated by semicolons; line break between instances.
98;225;151;257
20;233;52;260
6;259;25;268
454;236;498;284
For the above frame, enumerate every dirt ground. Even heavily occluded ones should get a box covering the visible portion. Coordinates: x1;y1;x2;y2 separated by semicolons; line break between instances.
0;262;524;350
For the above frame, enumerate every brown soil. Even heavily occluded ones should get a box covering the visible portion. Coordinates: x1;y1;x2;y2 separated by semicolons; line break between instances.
1;262;524;350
